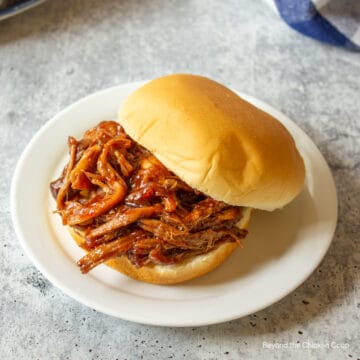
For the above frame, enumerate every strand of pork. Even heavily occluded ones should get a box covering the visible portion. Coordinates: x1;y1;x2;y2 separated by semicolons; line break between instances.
50;121;247;273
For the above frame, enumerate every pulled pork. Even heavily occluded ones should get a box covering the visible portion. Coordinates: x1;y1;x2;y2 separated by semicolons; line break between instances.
50;121;247;273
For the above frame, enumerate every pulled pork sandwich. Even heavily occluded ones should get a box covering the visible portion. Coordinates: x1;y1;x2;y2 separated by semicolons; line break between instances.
50;74;305;284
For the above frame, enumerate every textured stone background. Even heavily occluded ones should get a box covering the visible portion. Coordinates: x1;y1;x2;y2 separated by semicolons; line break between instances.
0;0;359;359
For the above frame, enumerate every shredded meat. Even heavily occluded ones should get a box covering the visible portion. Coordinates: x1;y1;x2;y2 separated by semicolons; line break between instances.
50;121;248;273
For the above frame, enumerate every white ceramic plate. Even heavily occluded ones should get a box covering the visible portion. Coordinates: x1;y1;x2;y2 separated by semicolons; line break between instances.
11;82;337;327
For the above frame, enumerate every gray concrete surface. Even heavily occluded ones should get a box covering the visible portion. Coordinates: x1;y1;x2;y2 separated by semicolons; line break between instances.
0;0;359;359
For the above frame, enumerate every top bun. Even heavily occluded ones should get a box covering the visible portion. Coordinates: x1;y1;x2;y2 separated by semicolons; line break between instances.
119;74;305;211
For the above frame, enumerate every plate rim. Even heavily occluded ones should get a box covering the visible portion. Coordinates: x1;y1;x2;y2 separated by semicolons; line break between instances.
0;0;46;21
10;82;338;327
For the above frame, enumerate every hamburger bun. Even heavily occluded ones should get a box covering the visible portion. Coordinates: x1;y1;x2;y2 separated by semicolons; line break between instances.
119;74;305;211
69;207;252;284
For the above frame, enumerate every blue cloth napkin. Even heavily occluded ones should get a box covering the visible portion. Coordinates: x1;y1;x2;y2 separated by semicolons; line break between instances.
272;0;360;51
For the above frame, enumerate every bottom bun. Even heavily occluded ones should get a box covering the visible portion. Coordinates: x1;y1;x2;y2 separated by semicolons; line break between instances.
70;207;252;285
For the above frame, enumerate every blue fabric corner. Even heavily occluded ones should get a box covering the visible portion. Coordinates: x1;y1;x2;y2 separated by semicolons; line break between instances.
274;0;360;51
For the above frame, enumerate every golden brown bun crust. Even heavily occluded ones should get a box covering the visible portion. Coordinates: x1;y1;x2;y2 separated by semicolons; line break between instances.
119;74;305;211
69;208;252;284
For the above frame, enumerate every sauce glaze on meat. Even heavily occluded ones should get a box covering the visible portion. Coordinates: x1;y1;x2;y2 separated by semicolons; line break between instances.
50;121;247;273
